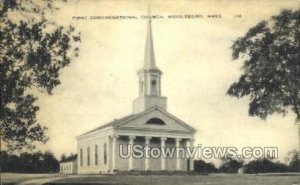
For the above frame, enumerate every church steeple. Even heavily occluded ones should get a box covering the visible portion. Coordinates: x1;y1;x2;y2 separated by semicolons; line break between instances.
137;12;162;97
143;17;160;71
132;11;167;114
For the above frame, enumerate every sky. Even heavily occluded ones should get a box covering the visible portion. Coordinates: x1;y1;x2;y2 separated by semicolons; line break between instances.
33;0;299;163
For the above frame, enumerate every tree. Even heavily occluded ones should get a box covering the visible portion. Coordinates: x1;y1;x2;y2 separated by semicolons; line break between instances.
243;158;288;174
60;154;66;161
194;160;219;173
60;153;77;163
0;150;59;173
286;150;300;172
0;0;80;151
219;158;243;173
227;9;299;122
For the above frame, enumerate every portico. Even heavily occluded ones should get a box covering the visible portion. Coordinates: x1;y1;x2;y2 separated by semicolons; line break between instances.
110;134;195;171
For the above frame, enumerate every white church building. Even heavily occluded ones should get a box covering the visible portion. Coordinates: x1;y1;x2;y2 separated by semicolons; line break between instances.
76;18;197;174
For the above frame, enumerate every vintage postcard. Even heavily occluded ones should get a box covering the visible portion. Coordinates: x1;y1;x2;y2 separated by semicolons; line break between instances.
0;0;299;184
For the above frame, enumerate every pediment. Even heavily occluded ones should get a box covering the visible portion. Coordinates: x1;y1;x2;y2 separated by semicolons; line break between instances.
114;107;196;133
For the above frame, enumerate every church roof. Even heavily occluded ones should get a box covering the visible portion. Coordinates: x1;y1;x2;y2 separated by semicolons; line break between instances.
78;106;196;138
78;114;137;137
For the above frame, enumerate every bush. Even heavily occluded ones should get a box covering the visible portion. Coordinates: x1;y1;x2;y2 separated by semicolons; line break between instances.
194;160;219;173
243;158;288;173
219;159;243;173
0;150;59;173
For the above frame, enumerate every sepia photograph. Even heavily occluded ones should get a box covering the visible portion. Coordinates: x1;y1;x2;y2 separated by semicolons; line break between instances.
0;0;299;184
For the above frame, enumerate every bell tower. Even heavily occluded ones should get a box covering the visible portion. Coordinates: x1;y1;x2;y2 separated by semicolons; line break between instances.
132;16;167;114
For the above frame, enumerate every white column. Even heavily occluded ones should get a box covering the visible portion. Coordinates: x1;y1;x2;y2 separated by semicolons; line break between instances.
111;134;119;171
145;136;151;171
189;139;195;171
175;138;181;170
128;136;136;171
160;137;167;170
107;136;110;170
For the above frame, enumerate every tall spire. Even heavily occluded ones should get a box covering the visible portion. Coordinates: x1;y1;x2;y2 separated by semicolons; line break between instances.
143;7;159;71
132;5;167;113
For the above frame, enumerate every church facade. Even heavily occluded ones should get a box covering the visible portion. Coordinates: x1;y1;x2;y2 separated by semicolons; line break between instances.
76;19;196;174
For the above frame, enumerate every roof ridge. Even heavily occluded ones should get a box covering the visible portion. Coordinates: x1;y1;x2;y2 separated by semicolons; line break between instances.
77;114;136;137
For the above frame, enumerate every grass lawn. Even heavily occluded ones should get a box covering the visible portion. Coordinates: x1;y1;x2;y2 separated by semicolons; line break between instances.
46;174;300;185
2;173;300;185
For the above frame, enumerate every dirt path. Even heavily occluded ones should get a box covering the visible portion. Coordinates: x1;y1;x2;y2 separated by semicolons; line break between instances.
17;176;68;185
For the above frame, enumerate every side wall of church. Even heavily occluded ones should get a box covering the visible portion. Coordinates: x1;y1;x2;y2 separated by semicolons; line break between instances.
77;129;113;174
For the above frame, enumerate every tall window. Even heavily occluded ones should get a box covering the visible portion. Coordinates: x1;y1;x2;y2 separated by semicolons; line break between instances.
140;80;144;94
104;143;107;165
95;145;98;165
87;147;90;166
80;149;83;167
151;77;158;95
151;79;156;86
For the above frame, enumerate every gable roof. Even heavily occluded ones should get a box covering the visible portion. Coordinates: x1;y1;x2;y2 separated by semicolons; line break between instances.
115;107;197;132
78;106;196;137
78;114;137;137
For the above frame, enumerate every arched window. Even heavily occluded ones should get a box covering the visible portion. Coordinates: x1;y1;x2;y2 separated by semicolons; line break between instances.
104;143;107;165
87;147;90;166
146;118;166;125
95;145;98;165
